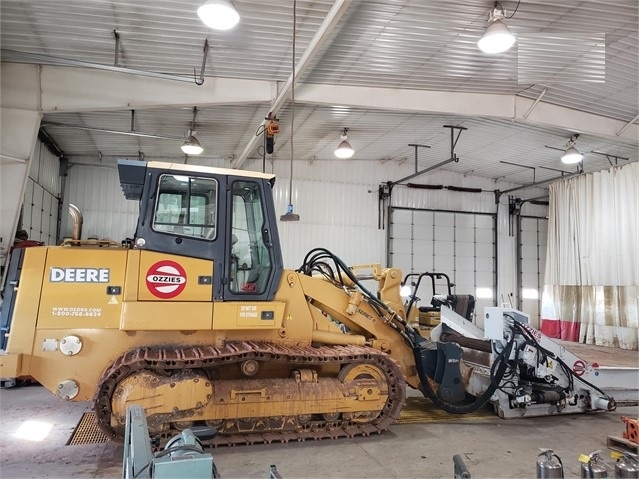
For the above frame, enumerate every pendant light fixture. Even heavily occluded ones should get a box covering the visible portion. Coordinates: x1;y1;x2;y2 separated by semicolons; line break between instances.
334;128;355;159
197;0;240;30
478;2;516;54
181;107;204;155
561;134;584;164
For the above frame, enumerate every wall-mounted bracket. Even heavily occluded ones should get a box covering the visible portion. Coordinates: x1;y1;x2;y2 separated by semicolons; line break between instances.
113;30;121;67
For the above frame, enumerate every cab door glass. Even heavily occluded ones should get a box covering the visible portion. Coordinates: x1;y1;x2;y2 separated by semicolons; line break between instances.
153;174;217;240
230;181;272;294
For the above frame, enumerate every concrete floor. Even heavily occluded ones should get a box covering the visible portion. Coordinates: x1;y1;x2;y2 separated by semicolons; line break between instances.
1;385;637;478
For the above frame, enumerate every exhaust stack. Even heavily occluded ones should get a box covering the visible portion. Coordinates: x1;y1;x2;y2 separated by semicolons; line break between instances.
68;204;83;240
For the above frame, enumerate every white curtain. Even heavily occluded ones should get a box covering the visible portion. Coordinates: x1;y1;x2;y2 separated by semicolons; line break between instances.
541;162;639;350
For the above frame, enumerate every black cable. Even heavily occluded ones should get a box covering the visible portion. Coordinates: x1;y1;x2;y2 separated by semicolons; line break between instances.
505;0;521;19
507;319;612;403
415;329;516;414
298;248;418;346
154;444;205;458
133;462;151;479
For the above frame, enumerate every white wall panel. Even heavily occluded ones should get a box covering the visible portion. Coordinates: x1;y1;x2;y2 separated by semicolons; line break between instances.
64;163;138;242
269;159;397;268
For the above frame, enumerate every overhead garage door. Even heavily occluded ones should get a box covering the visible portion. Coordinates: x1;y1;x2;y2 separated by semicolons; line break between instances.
520;216;548;328
22;179;59;244
21;143;61;245
389;207;496;324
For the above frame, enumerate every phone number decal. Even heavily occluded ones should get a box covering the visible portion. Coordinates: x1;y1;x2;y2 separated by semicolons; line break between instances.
52;307;102;317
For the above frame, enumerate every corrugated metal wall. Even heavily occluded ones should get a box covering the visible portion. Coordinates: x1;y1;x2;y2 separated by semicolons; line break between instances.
63;160;139;242
22;140;61;244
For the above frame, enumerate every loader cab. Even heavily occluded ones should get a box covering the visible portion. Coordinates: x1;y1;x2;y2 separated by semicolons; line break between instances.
118;160;283;301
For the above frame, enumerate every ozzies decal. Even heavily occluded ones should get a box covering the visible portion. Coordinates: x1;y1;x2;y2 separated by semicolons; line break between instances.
146;260;187;299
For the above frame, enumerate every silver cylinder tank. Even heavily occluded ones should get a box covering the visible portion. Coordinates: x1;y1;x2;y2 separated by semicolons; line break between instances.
537;450;564;479
615;453;639;479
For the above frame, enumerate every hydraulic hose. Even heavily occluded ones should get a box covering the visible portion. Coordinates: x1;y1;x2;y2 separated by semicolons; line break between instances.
413;334;515;414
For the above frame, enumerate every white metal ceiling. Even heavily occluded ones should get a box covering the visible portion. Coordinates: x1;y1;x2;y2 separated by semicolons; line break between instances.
2;0;638;185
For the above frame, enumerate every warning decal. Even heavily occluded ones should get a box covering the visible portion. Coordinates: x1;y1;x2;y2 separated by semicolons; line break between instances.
146;260;187;299
572;359;586;377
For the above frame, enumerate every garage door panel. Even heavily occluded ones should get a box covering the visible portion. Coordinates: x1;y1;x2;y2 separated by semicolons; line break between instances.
23;180;34;230
455;260;475;273
413;225;434;240
475;216;493;228
476;271;493;284
456;241;475;257
41;194;52;243
475;242;493;256
391;253;412;270
434;213;455;227
392;238;412;253
31;185;44;241
520;217;548;327
434;241;454;256
413;256;434;272
475;229;493;243
392;222;413;239
434;256;455;273
456;227;475;242
434;227;454;242
521;244;539;258
475;257;493;272
48;195;58;244
455;215;475;229
522;270;539;283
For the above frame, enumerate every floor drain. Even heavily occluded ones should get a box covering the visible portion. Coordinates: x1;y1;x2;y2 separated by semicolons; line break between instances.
395;397;494;425
67;412;110;445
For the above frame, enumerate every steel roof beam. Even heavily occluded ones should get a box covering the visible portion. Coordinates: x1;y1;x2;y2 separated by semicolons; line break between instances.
295;83;639;143
232;0;353;169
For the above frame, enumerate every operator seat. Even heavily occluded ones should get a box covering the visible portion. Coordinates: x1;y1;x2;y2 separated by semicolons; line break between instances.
450;294;475;321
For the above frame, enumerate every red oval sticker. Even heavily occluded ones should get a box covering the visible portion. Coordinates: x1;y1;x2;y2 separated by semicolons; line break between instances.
572;359;586;377
146;260;187;299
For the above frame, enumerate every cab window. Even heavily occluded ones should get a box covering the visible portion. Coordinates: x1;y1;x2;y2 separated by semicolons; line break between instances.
230;181;272;294
153;174;217;239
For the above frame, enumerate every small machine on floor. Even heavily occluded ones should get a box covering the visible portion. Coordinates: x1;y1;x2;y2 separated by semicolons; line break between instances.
432;306;639;419
122;405;219;479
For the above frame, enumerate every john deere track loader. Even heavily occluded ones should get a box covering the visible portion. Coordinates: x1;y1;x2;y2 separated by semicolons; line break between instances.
1;159;622;445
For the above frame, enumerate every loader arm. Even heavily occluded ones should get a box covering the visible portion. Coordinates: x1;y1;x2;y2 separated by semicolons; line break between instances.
296;268;423;390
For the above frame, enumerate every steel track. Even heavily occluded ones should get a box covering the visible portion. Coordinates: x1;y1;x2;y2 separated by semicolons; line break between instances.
94;341;407;446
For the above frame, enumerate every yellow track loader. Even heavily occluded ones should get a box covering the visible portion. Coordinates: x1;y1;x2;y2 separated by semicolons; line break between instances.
1;160;618;445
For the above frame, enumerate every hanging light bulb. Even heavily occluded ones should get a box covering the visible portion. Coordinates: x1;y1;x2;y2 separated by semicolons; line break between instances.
181;107;204;155
181;132;204;155
197;0;240;30
334;128;355;159
561;135;583;164
478;2;516;54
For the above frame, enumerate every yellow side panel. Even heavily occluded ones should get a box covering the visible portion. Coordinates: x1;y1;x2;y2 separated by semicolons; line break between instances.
6;248;47;360
123;249;140;302
120;301;212;330
212;302;285;330
38;248;127;329
137;251;213;302
0;352;22;378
